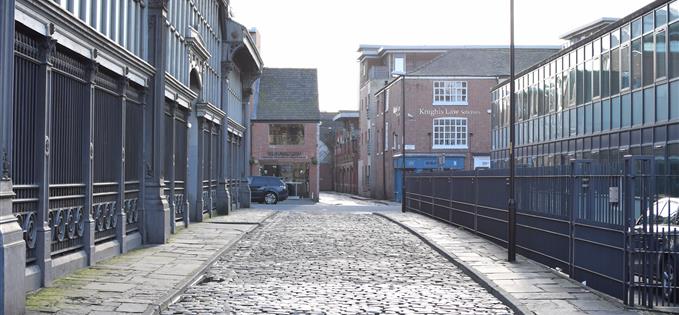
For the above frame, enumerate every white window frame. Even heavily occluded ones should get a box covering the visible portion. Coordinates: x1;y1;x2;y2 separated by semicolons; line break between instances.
432;117;468;149
433;81;468;106
393;56;405;74
385;90;390;112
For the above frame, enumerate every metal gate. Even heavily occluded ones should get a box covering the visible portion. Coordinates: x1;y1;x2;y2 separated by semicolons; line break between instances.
624;157;679;309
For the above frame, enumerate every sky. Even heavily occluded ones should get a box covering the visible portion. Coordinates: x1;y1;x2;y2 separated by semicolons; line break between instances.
230;0;655;113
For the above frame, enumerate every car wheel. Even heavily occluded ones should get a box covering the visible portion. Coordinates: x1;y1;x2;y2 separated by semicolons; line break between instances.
264;192;277;205
662;256;676;301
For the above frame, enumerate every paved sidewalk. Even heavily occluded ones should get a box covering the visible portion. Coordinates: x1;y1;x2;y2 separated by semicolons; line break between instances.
26;209;276;315
378;212;644;315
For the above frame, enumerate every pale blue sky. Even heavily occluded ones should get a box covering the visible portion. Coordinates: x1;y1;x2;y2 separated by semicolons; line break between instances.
230;0;655;112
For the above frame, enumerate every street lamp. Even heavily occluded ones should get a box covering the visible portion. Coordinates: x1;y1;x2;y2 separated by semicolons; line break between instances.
392;71;406;213
508;0;517;262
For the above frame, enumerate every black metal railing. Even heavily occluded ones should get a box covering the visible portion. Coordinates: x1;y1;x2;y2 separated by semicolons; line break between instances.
406;157;679;309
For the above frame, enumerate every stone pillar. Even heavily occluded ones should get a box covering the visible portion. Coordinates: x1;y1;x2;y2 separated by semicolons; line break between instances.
168;104;176;232
216;61;233;215
189;117;203;222
144;1;170;244
0;0;26;313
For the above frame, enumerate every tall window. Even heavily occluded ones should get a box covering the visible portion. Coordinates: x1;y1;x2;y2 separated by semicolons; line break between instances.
432;118;468;149
269;124;305;145
433;81;468;105
393;56;405;74
384;122;389;152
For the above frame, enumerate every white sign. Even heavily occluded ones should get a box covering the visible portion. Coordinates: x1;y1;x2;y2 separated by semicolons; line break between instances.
474;156;490;169
405;144;415;151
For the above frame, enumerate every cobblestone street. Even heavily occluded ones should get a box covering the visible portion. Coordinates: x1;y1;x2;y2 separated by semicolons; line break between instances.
165;210;512;314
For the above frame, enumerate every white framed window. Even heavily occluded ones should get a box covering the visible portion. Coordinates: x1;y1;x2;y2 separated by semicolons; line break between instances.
432;117;468;149
393;56;405;74
433;81;468;105
385;90;390;112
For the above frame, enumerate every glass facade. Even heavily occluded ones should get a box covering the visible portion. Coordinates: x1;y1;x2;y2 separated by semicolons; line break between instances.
491;0;679;197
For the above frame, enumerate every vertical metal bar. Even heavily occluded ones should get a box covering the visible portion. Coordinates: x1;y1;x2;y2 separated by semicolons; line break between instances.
401;75;406;212
508;0;517;262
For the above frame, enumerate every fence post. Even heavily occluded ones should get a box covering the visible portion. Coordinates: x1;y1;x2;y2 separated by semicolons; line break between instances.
474;170;478;233
82;55;97;267
117;75;128;253
35;34;57;285
0;0;27;311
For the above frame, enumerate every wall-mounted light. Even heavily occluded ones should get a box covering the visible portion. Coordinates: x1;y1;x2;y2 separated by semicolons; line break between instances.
187;122;192;129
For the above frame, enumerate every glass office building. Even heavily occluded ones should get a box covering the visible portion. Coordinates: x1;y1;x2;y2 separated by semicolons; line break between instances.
491;0;679;195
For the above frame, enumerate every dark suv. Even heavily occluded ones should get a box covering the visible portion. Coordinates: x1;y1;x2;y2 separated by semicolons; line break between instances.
247;176;288;204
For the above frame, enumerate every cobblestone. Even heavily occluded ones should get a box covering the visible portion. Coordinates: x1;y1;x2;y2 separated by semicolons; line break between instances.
165;212;512;314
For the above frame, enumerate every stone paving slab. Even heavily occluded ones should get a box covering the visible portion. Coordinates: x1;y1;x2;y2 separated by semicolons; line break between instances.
377;212;650;315
26;209;277;315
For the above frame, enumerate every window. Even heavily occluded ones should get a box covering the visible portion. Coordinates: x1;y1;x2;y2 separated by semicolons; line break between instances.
632;38;643;88
656;29;667;79
385;90;389;112
269;124;305;145
393;56;405;74
384;122;389;152
433;81;468;105
670;22;679;78
432;118;467;149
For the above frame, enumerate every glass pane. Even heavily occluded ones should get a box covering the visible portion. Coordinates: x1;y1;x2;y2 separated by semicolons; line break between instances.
602;99;611;131
632;18;643;38
602;34;611;51
611;29;620;48
611;96;620;129
585;104;592;134
576;64;584;104
622;25;631;42
672;80;679;120
633;90;643;126
644;13;654;33
593;57;600;97
643;34;655;85
621;44;630;89
671;22;679;78
631;39;643;88
657;30;667;79
610;48;620;95
593;101;602;132
657;83;668;121
621;94;631;127
577;106;584;135
644;87;655;124
672;1;679;22
585;60;592;102
601;53;610;97
657;6;668;28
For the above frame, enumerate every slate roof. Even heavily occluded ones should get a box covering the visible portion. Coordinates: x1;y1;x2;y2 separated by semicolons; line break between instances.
408;48;560;77
254;68;320;121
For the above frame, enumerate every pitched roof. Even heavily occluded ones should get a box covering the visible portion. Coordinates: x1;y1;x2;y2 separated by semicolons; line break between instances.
254;68;320;121
408;48;560;77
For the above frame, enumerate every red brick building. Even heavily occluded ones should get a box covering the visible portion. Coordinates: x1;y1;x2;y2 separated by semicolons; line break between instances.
333;111;360;194
370;47;559;201
251;68;320;201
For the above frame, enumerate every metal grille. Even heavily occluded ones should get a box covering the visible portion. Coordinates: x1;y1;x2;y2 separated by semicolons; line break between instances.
124;182;140;233
12;30;41;264
48;47;87;257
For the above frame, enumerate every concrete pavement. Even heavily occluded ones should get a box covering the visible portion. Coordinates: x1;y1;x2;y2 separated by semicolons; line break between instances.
25;209;276;315
378;211;647;315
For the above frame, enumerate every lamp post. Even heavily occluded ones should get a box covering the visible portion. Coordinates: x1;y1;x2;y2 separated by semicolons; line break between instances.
508;0;517;262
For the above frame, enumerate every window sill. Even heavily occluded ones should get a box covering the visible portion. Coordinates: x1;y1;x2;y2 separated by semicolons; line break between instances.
433;102;468;106
432;146;468;150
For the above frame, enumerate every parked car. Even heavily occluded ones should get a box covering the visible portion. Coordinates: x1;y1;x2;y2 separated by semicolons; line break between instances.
247;176;288;204
633;197;679;301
